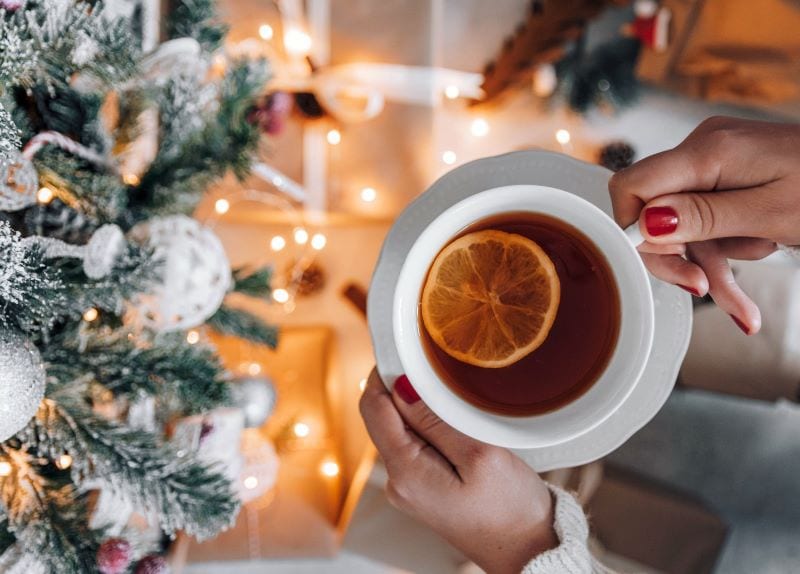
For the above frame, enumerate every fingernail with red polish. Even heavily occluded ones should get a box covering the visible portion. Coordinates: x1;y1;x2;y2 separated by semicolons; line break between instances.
394;375;420;404
729;314;750;335
645;206;679;237
677;284;700;296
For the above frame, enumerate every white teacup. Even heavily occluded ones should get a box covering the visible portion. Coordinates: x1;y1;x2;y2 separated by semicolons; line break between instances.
393;185;654;449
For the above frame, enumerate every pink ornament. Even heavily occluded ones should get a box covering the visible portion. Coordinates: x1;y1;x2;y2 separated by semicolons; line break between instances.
268;92;293;116
264;116;285;135
96;539;132;574
0;0;25;11
134;555;170;574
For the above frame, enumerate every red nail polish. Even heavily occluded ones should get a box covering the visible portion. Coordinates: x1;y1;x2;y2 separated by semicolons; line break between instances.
394;375;420;404
677;284;700;296
729;314;750;335
645;206;679;237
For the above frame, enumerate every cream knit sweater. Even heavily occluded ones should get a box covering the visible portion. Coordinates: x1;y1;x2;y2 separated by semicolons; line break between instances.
523;485;611;574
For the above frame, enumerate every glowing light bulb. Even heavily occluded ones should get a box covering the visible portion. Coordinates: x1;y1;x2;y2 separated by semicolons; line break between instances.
270;235;286;251
37;187;54;204
214;198;230;214
310;233;327;250
320;459;340;477
56;454;72;470
284;27;312;56
293;227;309;245
555;129;571;145
243;475;259;489
83;308;99;322
293;422;310;438
360;187;376;203
186;330;200;344
247;363;262;376
258;24;274;40
470;118;490;137
272;288;289;303
442;150;457;165
123;173;140;186
444;85;460;100
0;462;11;476
359;378;367;392
326;129;341;145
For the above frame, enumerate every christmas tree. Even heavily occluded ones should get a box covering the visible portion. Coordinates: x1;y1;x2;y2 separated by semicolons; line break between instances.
0;1;278;571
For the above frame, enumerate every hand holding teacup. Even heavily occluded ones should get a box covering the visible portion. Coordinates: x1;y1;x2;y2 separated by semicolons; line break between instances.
610;117;800;335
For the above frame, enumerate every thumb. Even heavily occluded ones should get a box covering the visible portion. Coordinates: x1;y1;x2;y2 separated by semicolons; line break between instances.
392;375;491;470
639;187;779;244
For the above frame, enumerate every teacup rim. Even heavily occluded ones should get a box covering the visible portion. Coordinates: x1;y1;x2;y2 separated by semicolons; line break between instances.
392;184;655;448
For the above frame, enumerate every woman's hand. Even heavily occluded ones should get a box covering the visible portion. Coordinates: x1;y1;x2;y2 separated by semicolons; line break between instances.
359;370;557;574
609;117;800;335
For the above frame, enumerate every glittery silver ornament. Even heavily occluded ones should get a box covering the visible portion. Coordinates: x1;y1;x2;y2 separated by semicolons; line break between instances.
128;216;231;332
0;151;38;212
0;329;46;442
23;224;125;280
230;377;277;428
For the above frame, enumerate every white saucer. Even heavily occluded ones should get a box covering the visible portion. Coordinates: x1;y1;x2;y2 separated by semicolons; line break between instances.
367;150;693;471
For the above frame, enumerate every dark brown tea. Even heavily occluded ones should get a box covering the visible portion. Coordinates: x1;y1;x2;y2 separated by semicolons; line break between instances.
420;212;620;416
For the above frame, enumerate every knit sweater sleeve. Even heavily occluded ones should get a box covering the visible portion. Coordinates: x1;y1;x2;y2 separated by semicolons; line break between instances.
779;244;800;259
522;484;611;574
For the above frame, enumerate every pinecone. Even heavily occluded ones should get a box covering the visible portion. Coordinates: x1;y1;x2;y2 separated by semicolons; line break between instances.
24;199;94;243
293;262;326;297
598;141;636;172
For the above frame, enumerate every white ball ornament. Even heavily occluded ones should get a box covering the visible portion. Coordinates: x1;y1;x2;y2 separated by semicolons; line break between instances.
0;330;46;442
129;215;231;332
231;376;277;428
238;431;279;503
0;151;38;212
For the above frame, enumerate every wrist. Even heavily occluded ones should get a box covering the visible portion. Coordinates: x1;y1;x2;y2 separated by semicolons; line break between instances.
474;486;557;574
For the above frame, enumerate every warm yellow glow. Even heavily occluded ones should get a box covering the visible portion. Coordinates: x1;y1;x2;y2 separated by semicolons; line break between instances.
359;378;367;392
310;233;327;250
123;173;140;186
0;462;11;476
470;118;490;137
258;24;274;40
284;27;312;56
272;288;290;303
320;459;340;477
293;422;310;438
37;187;54;204
270;235;286;252
293;227;309;245
442;150;457;165
360;187;376;203
214;198;230;214
186;330;200;345
247;363;262;376
555;129;571;145
444;85;460;100
82;308;99;322
56;454;72;470
326;129;341;145
243;475;259;489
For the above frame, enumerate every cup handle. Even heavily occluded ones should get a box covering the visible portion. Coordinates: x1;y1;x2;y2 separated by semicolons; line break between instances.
624;222;645;248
